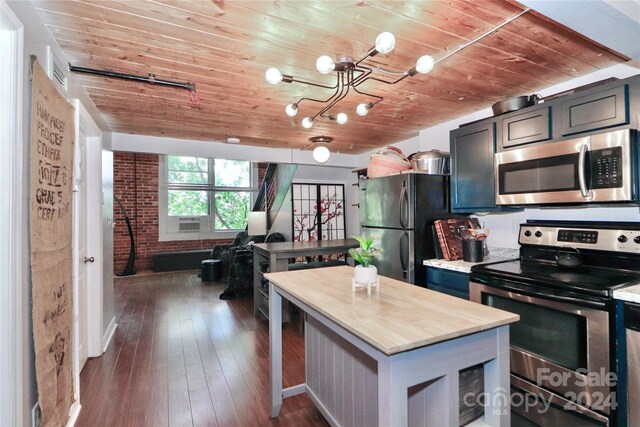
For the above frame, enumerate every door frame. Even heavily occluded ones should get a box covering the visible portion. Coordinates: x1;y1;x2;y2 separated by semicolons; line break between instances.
71;100;103;402
0;4;24;426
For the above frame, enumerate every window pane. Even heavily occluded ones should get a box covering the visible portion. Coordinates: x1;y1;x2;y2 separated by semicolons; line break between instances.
215;159;250;187
168;190;208;216
168;156;209;185
214;192;249;230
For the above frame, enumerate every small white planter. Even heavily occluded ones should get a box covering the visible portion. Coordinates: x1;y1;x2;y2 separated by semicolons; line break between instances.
354;265;377;285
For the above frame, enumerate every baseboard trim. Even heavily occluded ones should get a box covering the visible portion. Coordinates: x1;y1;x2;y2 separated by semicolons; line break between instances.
102;317;117;353
65;401;81;427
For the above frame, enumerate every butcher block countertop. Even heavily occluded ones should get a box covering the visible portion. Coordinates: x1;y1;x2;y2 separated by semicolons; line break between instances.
264;265;519;355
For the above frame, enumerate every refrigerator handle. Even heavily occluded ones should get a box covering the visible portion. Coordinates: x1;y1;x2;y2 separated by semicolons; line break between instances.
400;231;409;279
399;186;408;228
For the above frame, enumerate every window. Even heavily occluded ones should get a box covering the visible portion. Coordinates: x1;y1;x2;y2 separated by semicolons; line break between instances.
159;156;255;240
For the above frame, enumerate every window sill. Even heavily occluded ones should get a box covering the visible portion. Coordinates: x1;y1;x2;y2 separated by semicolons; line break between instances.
158;230;240;242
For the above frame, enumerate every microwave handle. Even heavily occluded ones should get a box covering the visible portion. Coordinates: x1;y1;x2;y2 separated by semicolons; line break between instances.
578;143;590;198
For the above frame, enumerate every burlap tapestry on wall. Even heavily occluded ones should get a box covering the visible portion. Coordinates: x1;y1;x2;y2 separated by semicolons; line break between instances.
30;60;75;427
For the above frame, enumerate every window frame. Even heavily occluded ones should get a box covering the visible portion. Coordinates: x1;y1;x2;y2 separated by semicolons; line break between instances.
158;155;257;241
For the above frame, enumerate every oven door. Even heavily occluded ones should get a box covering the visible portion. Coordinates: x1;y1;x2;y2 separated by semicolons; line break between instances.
470;281;613;414
495;129;633;205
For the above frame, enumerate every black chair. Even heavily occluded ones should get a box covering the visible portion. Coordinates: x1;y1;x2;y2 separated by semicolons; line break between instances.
212;231;265;282
219;232;286;300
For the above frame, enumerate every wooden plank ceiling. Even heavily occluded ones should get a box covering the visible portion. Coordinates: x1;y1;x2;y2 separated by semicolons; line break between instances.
35;0;628;154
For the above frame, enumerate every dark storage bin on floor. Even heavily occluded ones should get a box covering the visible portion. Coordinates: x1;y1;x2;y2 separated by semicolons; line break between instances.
201;259;222;281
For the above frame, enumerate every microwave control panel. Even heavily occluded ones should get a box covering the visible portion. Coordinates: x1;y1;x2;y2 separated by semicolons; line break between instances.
591;147;622;189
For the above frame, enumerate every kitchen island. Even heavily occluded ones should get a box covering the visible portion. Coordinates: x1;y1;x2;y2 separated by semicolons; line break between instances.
265;265;519;426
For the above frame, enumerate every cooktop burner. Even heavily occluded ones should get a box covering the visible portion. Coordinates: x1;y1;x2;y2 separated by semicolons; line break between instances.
548;271;615;286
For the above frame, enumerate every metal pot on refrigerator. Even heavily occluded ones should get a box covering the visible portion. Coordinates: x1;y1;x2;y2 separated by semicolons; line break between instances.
409;150;450;174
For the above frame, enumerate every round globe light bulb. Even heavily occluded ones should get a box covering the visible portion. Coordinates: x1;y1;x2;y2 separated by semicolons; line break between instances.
356;103;370;116
336;112;348;124
316;55;335;74
265;67;283;84
302;117;314;129
285;103;298;117
375;32;396;54
415;55;435;74
313;146;331;163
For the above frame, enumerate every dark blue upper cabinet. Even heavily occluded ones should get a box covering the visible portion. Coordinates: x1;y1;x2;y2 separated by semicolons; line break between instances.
560;84;629;136
450;120;501;212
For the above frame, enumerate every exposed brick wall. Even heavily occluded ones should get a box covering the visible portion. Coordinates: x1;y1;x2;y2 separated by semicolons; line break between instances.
113;152;269;273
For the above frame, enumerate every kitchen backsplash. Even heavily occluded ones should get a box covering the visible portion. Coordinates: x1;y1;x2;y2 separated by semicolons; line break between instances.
477;205;640;249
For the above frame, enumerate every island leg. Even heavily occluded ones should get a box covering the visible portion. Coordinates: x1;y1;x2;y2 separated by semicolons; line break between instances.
484;326;510;426
377;358;408;426
269;283;282;418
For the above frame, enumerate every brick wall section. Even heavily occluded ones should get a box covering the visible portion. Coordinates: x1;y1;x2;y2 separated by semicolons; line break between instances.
113;152;269;273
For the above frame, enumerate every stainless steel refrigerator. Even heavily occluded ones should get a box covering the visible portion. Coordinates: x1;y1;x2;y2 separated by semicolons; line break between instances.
359;173;454;286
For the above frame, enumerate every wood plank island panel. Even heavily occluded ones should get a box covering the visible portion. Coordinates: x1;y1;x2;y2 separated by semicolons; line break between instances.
265;266;519;355
35;0;628;153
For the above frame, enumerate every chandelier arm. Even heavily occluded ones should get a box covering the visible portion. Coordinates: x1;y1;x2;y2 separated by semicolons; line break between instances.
374;65;408;76
311;74;346;120
352;85;383;102
354;47;377;67
350;67;373;87
313;74;351;119
354;73;409;88
290;77;339;90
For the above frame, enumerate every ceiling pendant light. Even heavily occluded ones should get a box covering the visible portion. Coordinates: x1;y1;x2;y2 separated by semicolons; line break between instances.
415;55;435;74
316;55;336;74
302;117;314;129
374;32;396;54
266;9;531;127
328;113;349;124
356;102;373;116
306;136;333;164
265;67;283;85
285;103;298;117
313;146;331;163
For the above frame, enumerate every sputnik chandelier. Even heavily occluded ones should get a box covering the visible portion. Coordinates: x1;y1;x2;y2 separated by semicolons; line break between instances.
265;8;530;129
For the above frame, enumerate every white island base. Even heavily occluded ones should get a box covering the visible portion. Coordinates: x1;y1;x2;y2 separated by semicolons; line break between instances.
266;266;517;427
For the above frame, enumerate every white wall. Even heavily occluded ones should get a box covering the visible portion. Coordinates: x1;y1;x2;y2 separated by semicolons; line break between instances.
358;63;640;250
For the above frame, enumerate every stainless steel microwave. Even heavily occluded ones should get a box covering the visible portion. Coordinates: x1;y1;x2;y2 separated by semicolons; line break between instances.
495;129;637;205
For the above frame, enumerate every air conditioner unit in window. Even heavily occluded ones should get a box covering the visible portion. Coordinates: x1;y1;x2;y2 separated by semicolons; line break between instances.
178;217;201;232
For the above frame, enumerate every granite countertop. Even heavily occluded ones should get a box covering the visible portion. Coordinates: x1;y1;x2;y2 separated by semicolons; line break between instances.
613;284;640;304
423;248;519;273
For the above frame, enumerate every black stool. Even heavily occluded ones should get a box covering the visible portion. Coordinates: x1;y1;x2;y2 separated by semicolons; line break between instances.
201;259;222;281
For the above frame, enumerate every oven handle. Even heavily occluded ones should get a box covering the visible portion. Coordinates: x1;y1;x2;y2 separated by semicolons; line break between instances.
578;143;591;198
471;276;608;310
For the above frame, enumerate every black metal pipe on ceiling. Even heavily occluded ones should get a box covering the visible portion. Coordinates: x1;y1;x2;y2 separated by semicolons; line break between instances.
68;64;195;91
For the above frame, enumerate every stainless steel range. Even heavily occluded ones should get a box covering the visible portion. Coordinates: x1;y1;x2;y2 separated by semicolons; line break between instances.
470;220;640;426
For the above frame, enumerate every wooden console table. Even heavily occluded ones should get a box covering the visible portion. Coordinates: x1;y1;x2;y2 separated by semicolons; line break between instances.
252;238;358;320
265;266;519;426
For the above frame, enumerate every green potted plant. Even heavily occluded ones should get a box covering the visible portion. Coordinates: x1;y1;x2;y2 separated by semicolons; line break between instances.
348;236;383;285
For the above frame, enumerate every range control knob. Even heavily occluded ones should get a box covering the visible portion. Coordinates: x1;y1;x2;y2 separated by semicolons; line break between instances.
634;236;640;244
524;230;532;237
618;235;628;243
535;231;542;238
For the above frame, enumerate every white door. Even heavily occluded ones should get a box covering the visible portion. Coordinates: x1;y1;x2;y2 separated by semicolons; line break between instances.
73;130;89;371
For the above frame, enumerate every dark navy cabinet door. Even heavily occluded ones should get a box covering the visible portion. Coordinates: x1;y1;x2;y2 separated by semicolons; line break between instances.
560;84;629;136
450;121;497;212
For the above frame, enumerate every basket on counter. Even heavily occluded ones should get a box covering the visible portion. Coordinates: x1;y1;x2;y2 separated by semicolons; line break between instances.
367;146;412;178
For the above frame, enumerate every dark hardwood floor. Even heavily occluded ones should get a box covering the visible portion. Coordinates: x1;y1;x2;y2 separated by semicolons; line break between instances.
77;271;329;427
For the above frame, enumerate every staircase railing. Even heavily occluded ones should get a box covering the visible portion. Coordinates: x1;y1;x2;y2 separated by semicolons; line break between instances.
252;163;297;232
